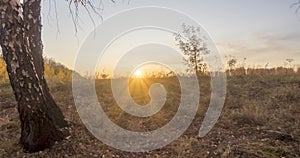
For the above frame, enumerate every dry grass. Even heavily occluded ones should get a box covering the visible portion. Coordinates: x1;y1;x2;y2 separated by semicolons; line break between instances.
0;75;300;157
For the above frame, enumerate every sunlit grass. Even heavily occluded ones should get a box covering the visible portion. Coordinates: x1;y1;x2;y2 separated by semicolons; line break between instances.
129;78;152;105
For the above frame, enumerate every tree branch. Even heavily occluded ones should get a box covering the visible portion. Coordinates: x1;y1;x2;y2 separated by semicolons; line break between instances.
291;0;300;18
66;0;116;33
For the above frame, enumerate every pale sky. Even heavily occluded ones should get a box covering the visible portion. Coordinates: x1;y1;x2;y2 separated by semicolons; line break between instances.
41;0;300;73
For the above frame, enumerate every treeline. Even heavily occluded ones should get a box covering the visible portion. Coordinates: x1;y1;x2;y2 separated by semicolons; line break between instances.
44;57;73;81
1;56;300;82
225;57;300;76
226;67;300;77
0;56;73;83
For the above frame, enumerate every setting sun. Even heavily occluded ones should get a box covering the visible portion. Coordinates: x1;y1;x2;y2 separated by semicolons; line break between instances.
134;70;143;78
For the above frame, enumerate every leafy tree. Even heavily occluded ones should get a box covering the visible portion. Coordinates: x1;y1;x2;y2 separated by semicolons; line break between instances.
226;55;237;75
227;58;237;70
174;24;209;75
285;58;294;69
0;0;112;152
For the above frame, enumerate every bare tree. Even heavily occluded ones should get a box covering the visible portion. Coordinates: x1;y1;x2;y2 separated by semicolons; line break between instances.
174;24;209;75
0;0;113;152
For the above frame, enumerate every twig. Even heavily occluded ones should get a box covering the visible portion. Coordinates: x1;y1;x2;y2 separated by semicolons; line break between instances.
53;0;60;38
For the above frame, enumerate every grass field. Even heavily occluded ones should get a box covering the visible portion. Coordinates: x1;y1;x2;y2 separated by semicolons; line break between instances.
0;75;300;157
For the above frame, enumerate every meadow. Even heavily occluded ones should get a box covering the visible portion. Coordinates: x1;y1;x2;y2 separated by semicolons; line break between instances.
0;58;300;157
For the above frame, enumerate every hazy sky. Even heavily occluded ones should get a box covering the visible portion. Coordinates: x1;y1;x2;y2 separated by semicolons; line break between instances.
41;0;300;73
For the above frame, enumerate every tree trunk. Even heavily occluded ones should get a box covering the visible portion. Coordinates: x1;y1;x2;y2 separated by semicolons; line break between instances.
0;0;68;152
